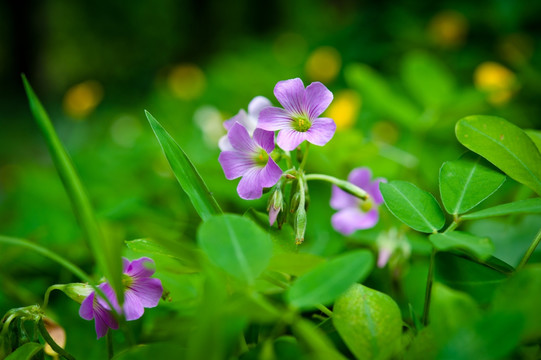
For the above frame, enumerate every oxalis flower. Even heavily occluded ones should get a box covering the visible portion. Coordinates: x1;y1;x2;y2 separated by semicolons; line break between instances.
79;257;163;339
218;96;272;151
258;78;336;151
218;122;282;200
330;167;386;235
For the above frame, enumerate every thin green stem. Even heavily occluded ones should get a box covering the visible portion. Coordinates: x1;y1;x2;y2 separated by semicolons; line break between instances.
517;228;541;271
298;143;310;172
43;285;64;310
37;319;75;360
422;248;436;326
315;304;333;318
304;173;368;200
106;330;114;359
443;219;459;233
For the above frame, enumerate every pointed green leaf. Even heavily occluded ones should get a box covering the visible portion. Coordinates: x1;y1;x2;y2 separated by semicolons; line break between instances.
333;284;402;360
380;181;445;233
429;231;494;261
197;214;272;284
401;51;455;108
5;343;43;360
125;238;200;269
22;75;123;303
145;110;222;222
456;115;541;196
462;198;541;220
291;318;347;360
526;129;541;152
286;250;374;310
439;152;506;215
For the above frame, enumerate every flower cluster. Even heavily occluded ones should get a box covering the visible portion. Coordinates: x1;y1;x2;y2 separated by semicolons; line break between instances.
79;257;163;339
218;78;386;240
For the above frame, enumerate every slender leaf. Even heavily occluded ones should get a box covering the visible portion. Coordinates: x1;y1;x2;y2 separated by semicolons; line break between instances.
197;214;272;284
526;129;541;152
21;75;123;303
286;250;374;310
439;152;506;215
456;115;541;196
429;231;494;261
333;284;402;360
126;238;200;269
380;181;445;233
291;318;347;360
5;342;43;360
145;110;222;222
462;198;541;220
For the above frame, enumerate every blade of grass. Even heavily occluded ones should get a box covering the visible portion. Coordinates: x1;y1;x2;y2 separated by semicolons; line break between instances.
21;75;123;304
145;110;222;221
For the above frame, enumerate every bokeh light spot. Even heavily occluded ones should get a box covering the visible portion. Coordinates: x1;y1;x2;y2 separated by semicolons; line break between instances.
167;64;206;100
474;62;518;105
193;105;224;148
428;10;468;48
327;90;361;131
372;121;399;145
305;46;341;83
110;115;142;148
63;80;104;120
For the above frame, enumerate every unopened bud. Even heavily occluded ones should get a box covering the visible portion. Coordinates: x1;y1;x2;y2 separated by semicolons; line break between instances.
294;206;307;245
58;283;94;304
337;180;368;200
267;187;284;226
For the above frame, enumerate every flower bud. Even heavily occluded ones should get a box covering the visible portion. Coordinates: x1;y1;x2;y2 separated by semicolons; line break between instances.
294;205;307;245
57;283;94;304
267;186;284;226
337;179;368;200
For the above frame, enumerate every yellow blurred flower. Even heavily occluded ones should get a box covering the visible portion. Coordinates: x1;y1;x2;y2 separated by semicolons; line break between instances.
167;64;206;100
63;80;103;120
428;10;468;48
327;90;361;130
305;46;341;83
474;62;518;106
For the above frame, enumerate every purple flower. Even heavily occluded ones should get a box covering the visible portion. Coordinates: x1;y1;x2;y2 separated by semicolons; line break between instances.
121;257;163;321
219;122;282;200
330;168;386;235
79;283;120;339
219;96;272;151
258;78;336;151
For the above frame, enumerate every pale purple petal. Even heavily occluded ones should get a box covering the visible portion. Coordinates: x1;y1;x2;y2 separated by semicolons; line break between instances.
330;185;359;210
371;178;387;205
304;117;336;146
218;135;233;151
253;128;275;154
248;96;272;118
219;151;254;180
95;304;118;332
276;128;308;151
129;278;163;308
304;82;333;118
258;107;293;131
274;78;305;114
124;257;156;279
269;206;280;226
331;208;379;235
228;122;257;153
79;292;95;320
377;248;392;268
237;168;264;200
96;283;120;313
223;110;248;131
259;158;282;188
348;168;373;189
123;290;145;321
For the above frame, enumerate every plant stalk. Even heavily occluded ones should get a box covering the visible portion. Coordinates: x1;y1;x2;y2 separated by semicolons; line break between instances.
422;248;436;326
517;228;541;271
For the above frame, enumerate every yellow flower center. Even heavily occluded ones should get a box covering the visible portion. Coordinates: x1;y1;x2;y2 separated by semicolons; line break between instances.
292;115;312;132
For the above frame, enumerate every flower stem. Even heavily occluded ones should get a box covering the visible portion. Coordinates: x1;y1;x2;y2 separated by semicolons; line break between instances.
422;248;436;326
315;304;333;318
42;285;64;310
516;228;541;271
37;318;75;360
304;174;368;200
298;143;310;172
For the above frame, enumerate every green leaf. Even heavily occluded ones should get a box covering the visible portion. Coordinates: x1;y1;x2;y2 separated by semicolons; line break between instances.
333;284;402;360
401;51;455;108
145;110;222;222
429;231;494;261
492;264;541;342
22;75;123;303
455;115;541;196
286;250;374;310
126;238;200;270
526;129;541;152
5;343;43;360
380;181;445;233
434;252;510;304
197;214;272;284
439;152;506;215
291;318;347;360
345;64;422;129
267;252;325;277
462;198;541;220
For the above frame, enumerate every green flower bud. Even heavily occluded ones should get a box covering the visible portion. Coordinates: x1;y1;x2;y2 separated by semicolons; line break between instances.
294;206;307;245
53;283;93;304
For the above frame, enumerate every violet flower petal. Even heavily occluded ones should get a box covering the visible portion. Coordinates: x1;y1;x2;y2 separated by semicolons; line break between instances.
124;257;155;278
371;178;387;205
259;158;283;188
223;109;248;131
377;248;392;268
253;128;275;154
330;185;359;210
331;208;379;235
218;135;234;151
269;206;280;226
348;168;373;189
305;117;336;146
248;96;272;117
129;277;163;308
228;122;257;153
79;292;95;320
219;151;253;180
274;78;305;114
276;128;307;151
304;82;334;118
237;168;264;200
258;107;293;131
123;290;145;321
